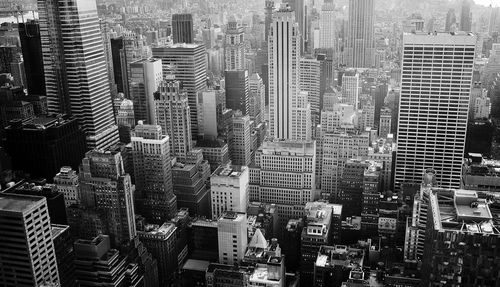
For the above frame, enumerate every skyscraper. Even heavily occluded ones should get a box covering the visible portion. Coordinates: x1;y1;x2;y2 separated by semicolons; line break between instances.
249;73;266;125
319;0;336;49
37;0;118;149
218;212;248;265
211;165;249;219
129;58;163;124
230;112;252;166
460;0;472;32
284;0;306;53
172;14;194;44
265;1;274;43
341;70;360;108
291;91;312;141
395;32;476;190
152;44;207;136
268;6;301;140
110;37;129;97
155;79;193;159
299;57;320;127
445;9;457;32
345;0;375;68
18;20;45;96
131;123;177;222
225;20;245;70
0;194;60;287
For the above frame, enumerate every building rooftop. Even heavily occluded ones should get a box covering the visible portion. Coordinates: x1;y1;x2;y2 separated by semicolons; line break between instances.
315;245;364;269
0;193;44;214
182;259;211;272
213;165;246;177
260;140;316;156
190;218;218;228
140;223;176;237
51;224;69;239
220;211;246;222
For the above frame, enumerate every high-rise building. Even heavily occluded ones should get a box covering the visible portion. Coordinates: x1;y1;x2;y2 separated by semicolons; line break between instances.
367;136;395;192
300;202;342;284
211;165;249;219
230;112;252;166
341;70;360;108
421;188;500;286
152;44;207;136
445;9;457;32
395;32;476;190
0;194;60;287
345;0;375;68
265;1;274;43
189;218;219;262
110;37;129;97
155;79;193;159
283;0;306;53
291;91;312;141
171;149;211;218
339;159;371;218
225;70;249;115
250;140;318;230
138;223;178;286
459;0;472;32
51;224;76;287
249;73;266;125
18;20;46;95
197;86;227;139
5;115;87;181
172;14;194;44
114;96;135;143
225;20;245;70
131;122;177;222
218;212;248;265
129;58;163;124
378;107;392;138
54;166;80;207
268;6;301;140
319;0;336;49
299;57;321;127
79;149;136;246
38;0;118;149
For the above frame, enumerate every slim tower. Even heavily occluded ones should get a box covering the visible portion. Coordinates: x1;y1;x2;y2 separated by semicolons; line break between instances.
172;14;194;44
345;0;375;68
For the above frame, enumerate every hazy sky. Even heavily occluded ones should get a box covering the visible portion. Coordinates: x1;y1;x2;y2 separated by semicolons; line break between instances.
474;0;500;7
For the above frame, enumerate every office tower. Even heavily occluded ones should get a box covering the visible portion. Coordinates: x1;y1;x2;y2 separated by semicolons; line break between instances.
211;165;249;219
268;7;301;140
282;218;303;272
313;245;364;287
73;235;130;286
359;98;375;131
218;212;248;265
225;20;245;70
172;14;194;44
131;123;177;222
490;7;500;35
138;223;178;286
171;149;211;217
5;115;86;181
367;136;395;192
420;189;500;286
10;53;27;88
110;38;129;96
483;44;500;85
299;57;321;127
189;218;219;261
345;0;375;68
339;159;371;218
114;96;135;143
284;0;306;53
38;0;118;149
79;150;136;245
249;73;266;124
469;84;491;120
54;167;80;207
250;140;318;230
51;224;76;287
230;112;252;166
341;70;360;108
462;154;500;192
321;131;369;200
0;46;16;74
319;0;336;49
395;33;476;191
18;20;45;95
300;202;342;284
291;91;312;141
460;0;472;32
378;107;392;138
445;9;457;32
225;70;250;115
197;87;225;139
155;79;193;159
0;194;60;286
129;58;163;124
152;44;207;136
360;162;383;237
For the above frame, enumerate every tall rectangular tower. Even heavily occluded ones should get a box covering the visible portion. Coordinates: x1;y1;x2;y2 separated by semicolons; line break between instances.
0;194;60;287
18;20;46;96
172;14;194;44
218;212;248;265
211;165;249;219
129;58;163;125
345;0;375;68
224;20;245;70
319;0;336;49
268;6;301;140
38;0;118;149
395;32;476;190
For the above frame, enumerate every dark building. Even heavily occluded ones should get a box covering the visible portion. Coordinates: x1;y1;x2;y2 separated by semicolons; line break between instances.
225;70;249;115
51;224;77;287
0;85;48;128
195;138;230;172
121;236;160;287
110;37;129;96
247;202;279;239
172;14;194;44
188;218;219;262
313;245;365;287
181;259;210;287
339;159;369;218
465;119;494;157
0;46;17;74
459;0;472;33
7;181;68;225
4;114;87;181
18;20;46;95
282;218;303;272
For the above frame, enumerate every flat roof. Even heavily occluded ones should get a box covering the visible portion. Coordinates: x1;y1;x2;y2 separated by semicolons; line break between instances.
0;193;44;214
182;259;211;272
